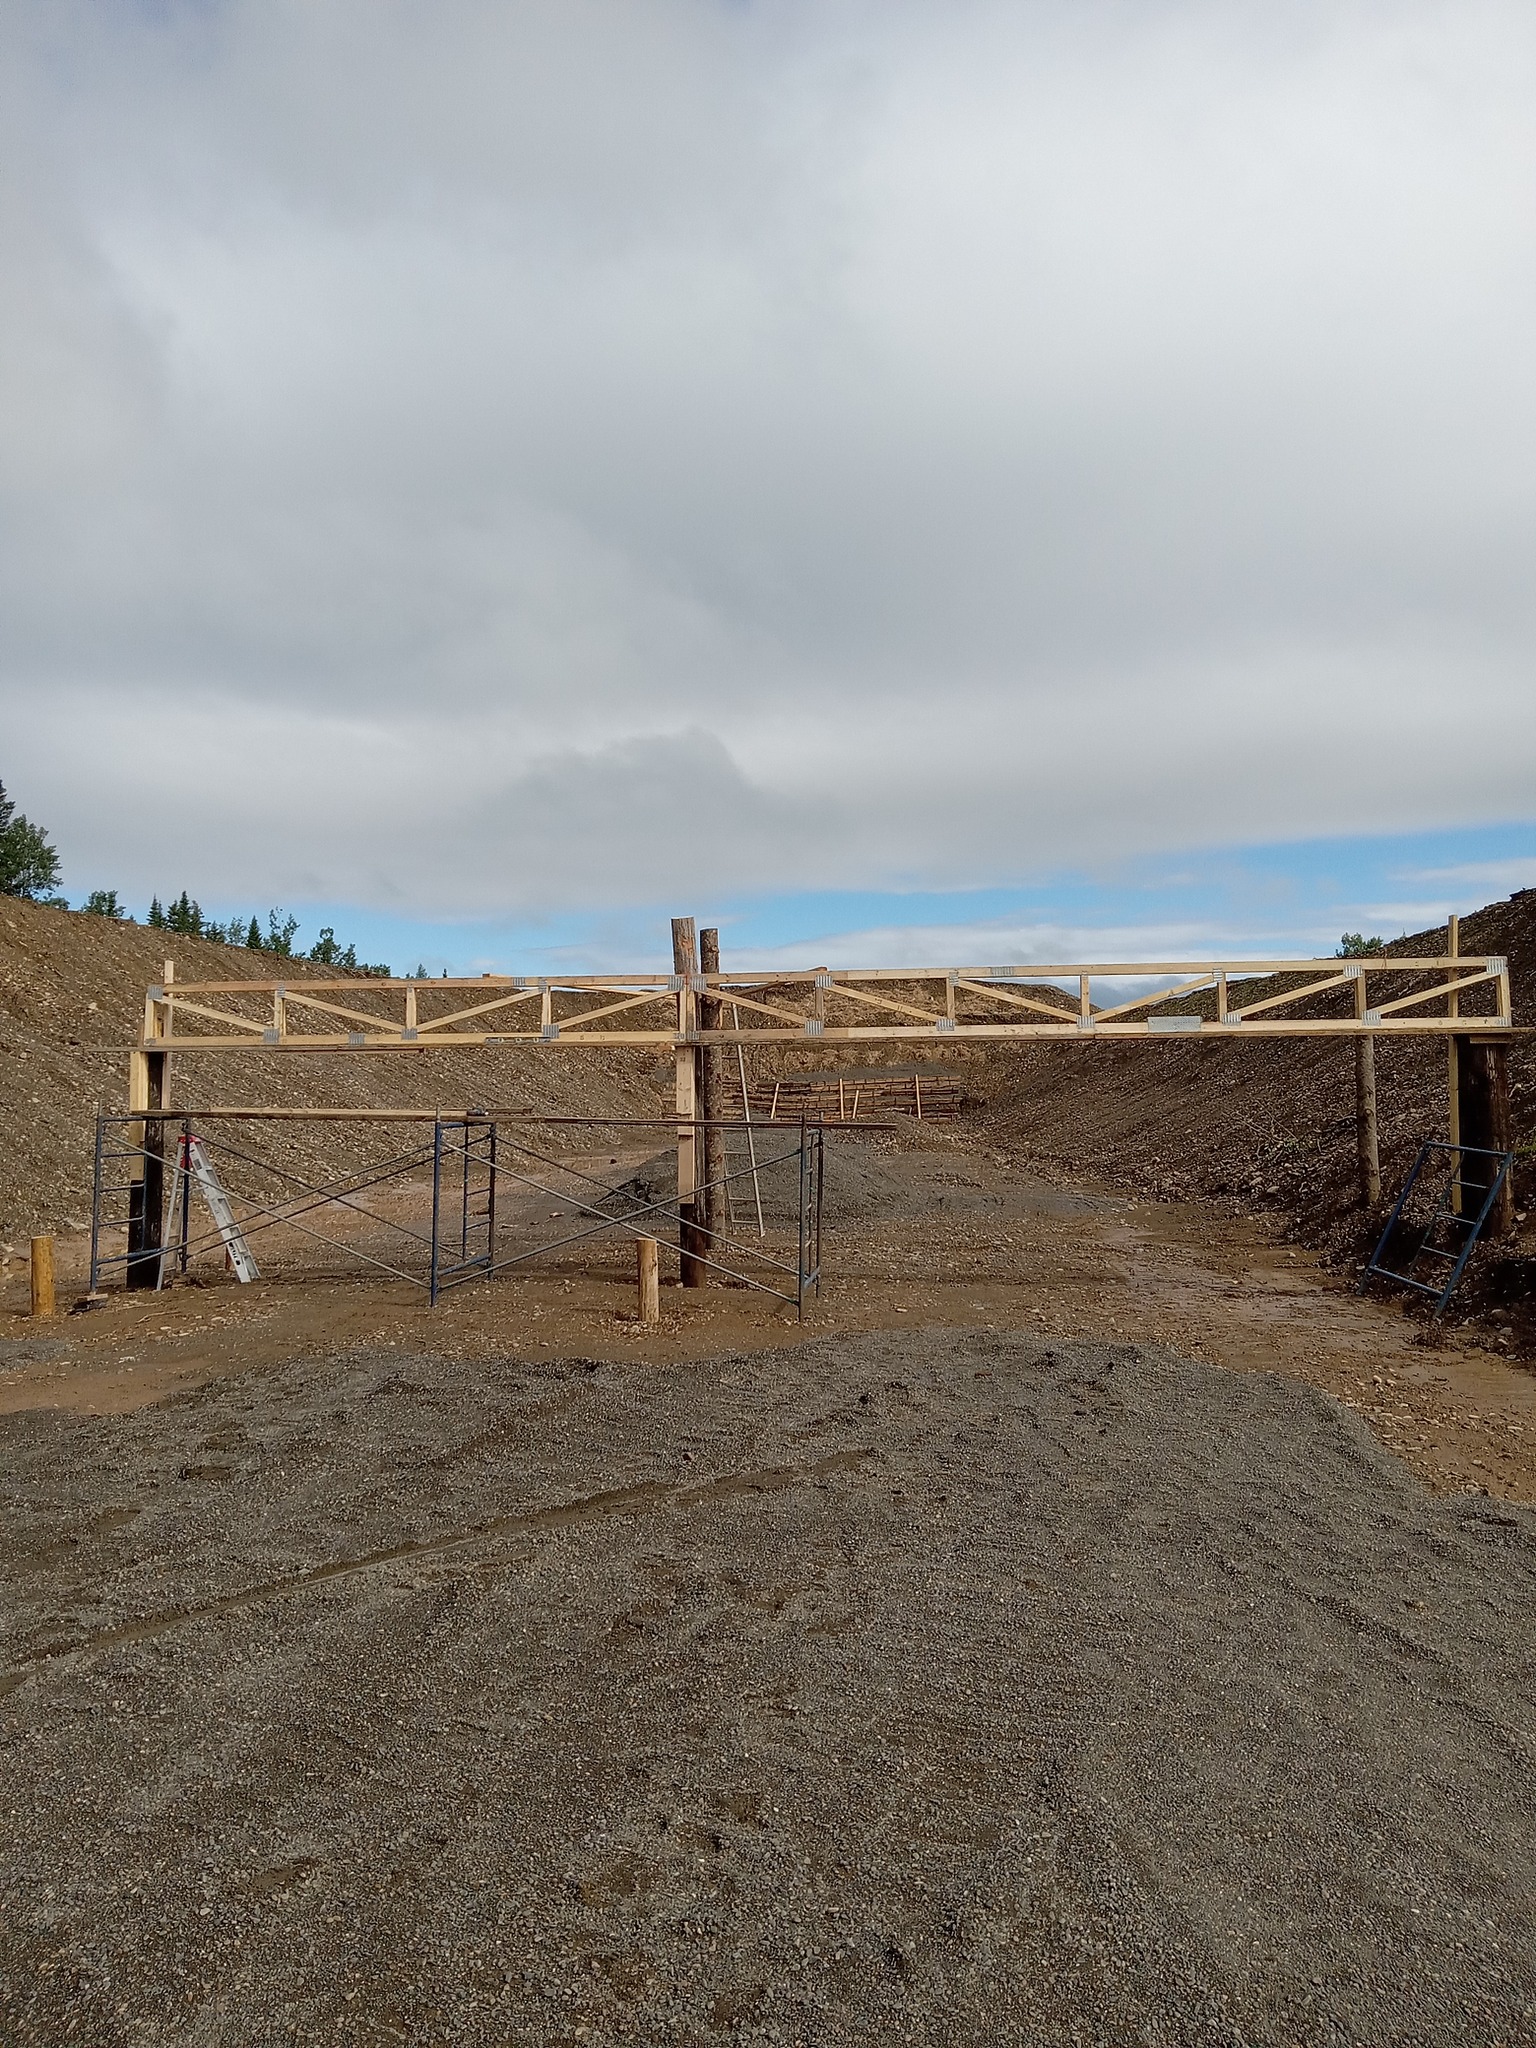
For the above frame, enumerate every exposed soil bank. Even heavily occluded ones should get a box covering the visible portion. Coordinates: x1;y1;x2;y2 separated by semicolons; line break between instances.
4;1330;1535;2047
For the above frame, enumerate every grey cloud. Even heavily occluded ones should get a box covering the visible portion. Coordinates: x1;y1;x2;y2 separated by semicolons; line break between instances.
2;1;1533;912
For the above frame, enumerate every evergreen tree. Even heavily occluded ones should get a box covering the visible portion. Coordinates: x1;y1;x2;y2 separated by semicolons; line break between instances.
165;891;203;936
82;889;126;918
246;917;262;949
147;897;165;928
0;780;62;901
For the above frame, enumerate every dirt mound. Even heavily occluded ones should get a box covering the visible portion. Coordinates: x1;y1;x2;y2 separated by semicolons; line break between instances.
0;898;664;1248
4;1328;1535;2044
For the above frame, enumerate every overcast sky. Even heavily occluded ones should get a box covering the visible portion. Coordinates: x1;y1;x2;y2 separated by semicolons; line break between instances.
2;0;1534;956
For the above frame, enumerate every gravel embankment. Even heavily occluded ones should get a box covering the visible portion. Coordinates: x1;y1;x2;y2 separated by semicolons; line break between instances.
4;1331;1535;2045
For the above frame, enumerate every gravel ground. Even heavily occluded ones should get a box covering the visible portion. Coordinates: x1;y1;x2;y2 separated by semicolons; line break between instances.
4;1330;1536;2046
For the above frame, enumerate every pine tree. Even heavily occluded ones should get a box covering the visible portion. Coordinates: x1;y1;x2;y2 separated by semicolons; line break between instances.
0;780;63;901
148;897;165;929
246;917;262;949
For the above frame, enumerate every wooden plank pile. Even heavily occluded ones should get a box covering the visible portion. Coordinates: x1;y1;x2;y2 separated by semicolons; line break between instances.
747;1068;967;1122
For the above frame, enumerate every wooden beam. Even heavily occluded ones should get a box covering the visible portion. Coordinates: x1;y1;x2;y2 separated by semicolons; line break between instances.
1228;969;1358;1023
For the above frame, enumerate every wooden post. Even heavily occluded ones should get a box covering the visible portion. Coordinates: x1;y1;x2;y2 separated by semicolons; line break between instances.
636;1236;660;1324
671;917;706;1288
30;1237;55;1319
699;928;726;1264
1354;1035;1380;1206
1352;966;1380;1207
126;971;170;1290
1458;1037;1515;1239
1446;913;1461;1212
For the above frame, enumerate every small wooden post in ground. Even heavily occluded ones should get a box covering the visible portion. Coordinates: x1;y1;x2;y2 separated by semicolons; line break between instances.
699;928;726;1264
30;1237;55;1319
636;1237;660;1324
1457;1036;1516;1240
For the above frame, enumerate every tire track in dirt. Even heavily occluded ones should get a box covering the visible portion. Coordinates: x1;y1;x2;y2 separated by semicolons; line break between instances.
1;1446;874;1692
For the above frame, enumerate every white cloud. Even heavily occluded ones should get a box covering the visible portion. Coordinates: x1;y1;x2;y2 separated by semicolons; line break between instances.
1390;858;1536;901
2;1;1534;911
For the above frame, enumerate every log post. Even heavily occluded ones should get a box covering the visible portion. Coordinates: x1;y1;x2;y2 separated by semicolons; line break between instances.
126;964;172;1290
699;928;726;1261
1446;913;1461;1212
671;917;707;1288
1457;1037;1515;1240
636;1237;660;1324
30;1237;55;1319
1354;1035;1380;1207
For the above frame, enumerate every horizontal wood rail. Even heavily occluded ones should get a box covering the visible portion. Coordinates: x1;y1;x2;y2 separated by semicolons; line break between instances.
134;956;1514;1054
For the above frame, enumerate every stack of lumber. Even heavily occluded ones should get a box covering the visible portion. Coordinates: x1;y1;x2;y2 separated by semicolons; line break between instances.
747;1068;966;1122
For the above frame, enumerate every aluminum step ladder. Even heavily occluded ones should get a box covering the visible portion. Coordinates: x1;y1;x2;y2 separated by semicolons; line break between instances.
1360;1140;1513;1316
164;1132;261;1285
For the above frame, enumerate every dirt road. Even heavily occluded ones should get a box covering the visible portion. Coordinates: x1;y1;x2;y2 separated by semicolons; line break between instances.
5;1129;1534;1503
4;1132;1536;2045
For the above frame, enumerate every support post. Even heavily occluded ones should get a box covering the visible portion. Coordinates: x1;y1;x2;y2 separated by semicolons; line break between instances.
1353;968;1381;1208
126;1046;169;1289
127;960;173;1289
699;928;726;1259
30;1237;55;1319
636;1237;660;1325
1446;913;1461;1212
1458;1037;1515;1240
672;917;706;1288
1354;1035;1381;1206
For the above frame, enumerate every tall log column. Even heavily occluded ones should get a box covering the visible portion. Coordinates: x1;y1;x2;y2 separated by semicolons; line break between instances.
126;962;172;1289
699;927;726;1260
671;917;707;1287
1457;1036;1515;1240
1354;1035;1381;1207
1446;913;1461;1211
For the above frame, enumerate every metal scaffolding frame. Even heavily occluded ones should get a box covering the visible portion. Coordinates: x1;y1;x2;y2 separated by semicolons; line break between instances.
90;1112;825;1316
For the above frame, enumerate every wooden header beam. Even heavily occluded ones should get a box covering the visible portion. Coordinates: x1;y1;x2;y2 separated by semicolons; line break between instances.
134;956;1514;1054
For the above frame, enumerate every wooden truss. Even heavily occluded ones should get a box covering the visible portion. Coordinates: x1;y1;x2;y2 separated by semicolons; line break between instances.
135;955;1513;1060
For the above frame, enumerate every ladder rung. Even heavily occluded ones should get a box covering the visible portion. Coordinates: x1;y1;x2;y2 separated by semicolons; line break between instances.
1373;1271;1441;1295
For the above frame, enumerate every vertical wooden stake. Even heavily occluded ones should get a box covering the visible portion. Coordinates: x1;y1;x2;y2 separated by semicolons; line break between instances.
1354;1035;1380;1207
30;1237;55;1319
637;1237;660;1324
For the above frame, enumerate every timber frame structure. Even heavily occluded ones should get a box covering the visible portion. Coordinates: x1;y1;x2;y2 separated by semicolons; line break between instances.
130;953;1512;1073
116;944;1517;1296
